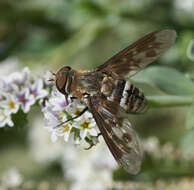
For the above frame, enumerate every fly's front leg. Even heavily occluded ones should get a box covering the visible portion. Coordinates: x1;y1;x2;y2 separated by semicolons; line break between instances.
64;107;88;123
70;96;77;101
55;93;90;129
64;96;87;123
54;107;88;128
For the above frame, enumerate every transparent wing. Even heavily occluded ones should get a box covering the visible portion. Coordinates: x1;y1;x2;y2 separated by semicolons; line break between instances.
96;29;177;79
88;95;143;174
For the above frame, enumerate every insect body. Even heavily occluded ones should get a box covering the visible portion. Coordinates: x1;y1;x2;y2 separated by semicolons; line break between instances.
54;29;177;174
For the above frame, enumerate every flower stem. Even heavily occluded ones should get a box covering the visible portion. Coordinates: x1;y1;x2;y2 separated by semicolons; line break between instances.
147;95;194;108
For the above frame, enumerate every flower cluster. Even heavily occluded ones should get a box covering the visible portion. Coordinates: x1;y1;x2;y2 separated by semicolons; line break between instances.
0;168;23;189
0;66;99;146
42;90;99;145
62;141;118;190
29;116;117;190
0;67;48;128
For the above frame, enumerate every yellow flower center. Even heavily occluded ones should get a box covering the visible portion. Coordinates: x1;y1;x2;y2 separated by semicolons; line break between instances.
63;124;70;132
9;101;15;109
74;109;82;116
80;121;90;129
20;97;26;103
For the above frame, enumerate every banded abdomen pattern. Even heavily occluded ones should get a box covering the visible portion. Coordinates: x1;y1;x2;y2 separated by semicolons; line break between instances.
107;80;147;113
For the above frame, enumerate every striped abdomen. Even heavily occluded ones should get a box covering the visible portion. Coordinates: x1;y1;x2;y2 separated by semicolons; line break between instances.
104;79;147;113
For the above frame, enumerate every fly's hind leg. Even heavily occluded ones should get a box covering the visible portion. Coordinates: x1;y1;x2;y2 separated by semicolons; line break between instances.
85;133;102;150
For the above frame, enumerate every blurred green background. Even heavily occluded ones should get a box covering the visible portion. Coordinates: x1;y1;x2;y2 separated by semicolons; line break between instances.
1;0;194;189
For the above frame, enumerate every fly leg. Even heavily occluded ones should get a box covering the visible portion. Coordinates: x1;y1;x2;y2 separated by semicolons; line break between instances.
54;107;88;128
85;133;102;150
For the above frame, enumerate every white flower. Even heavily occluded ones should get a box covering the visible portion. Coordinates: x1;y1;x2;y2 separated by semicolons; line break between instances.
42;98;72;142
71;181;105;190
0;110;13;127
30;79;48;100
61;142;118;190
1;94;19;114
73;112;97;140
42;88;98;143
43;102;60;127
0;58;19;76
42;90;74;142
0;77;20;94
51;122;73;142
142;136;160;154
66;99;86;117
1;168;23;188
8;67;30;86
28;115;65;163
16;88;35;113
49;90;71;112
175;0;194;12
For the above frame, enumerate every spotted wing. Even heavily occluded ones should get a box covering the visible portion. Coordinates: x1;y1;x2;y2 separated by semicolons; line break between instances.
88;95;143;174
96;29;177;79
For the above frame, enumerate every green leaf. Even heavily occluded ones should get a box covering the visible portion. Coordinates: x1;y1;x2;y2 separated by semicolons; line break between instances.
186;104;194;129
187;40;194;61
78;1;107;17
180;128;194;154
147;95;194;108
11;110;28;129
131;66;194;96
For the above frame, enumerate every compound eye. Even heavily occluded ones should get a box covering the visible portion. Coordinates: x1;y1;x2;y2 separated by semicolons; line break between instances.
56;77;66;91
55;71;67;93
61;71;66;76
65;66;71;71
55;66;72;93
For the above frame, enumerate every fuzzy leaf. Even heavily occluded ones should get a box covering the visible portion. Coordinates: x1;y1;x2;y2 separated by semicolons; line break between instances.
180;128;194;154
187;40;194;61
186;104;194;129
132;66;194;96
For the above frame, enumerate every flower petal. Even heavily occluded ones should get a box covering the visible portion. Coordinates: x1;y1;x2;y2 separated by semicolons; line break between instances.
51;133;58;142
80;129;88;140
88;128;98;136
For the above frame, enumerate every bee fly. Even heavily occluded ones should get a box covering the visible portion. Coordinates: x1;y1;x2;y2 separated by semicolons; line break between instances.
53;29;177;174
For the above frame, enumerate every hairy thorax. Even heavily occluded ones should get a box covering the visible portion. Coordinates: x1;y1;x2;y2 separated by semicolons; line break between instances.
70;70;105;99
